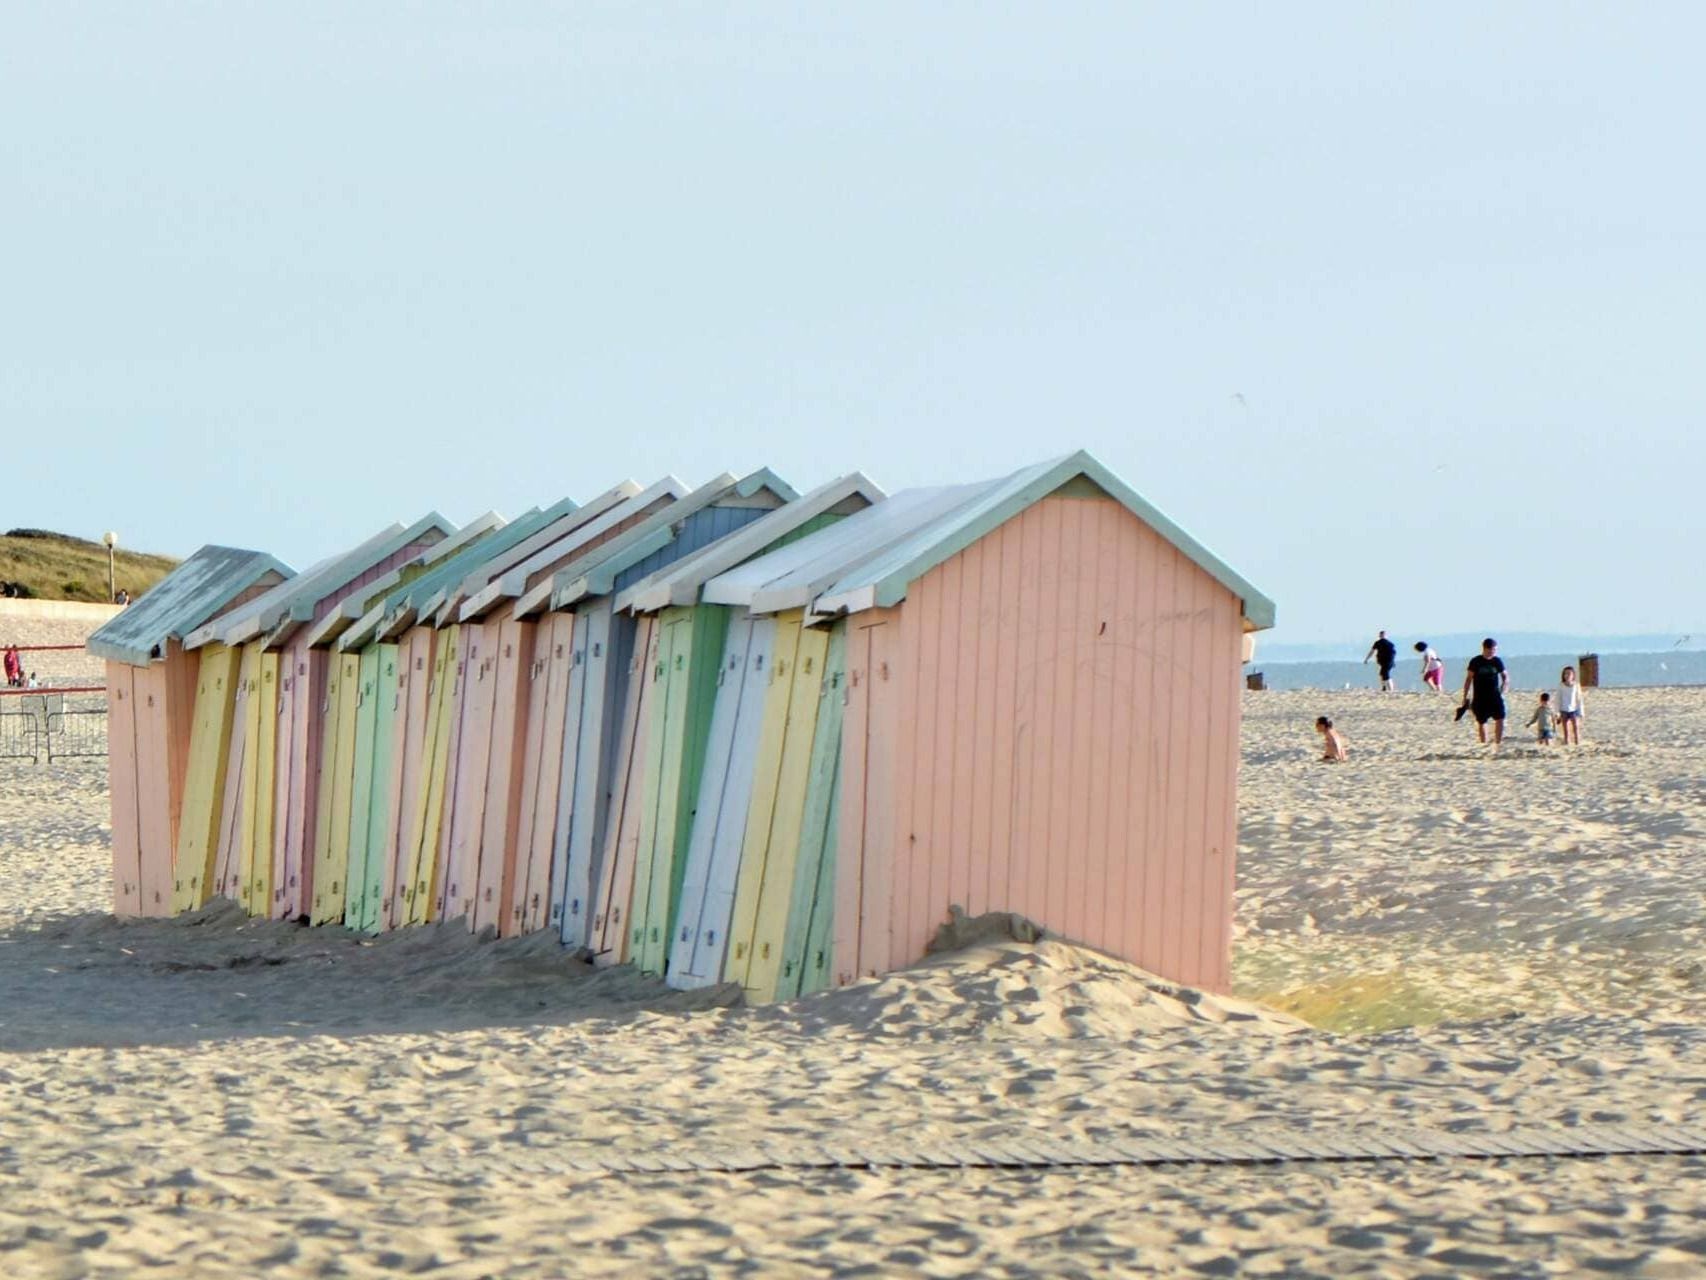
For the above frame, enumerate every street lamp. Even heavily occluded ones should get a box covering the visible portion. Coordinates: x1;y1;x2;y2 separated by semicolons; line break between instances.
103;531;118;603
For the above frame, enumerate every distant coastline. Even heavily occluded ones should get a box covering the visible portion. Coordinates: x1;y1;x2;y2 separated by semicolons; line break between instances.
1260;631;1702;665
1253;650;1706;692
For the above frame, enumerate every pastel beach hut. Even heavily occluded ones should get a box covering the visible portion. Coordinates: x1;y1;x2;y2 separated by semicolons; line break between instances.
679;482;1009;999
810;450;1274;994
180;514;457;922
297;513;511;933
396;484;642;930
332;495;589;931
88;546;294;918
517;469;808;958
658;484;996;996
439;479;688;934
603;472;884;977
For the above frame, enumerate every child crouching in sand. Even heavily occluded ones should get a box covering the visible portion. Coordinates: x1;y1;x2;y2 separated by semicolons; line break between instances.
1527;692;1557;746
1316;716;1347;762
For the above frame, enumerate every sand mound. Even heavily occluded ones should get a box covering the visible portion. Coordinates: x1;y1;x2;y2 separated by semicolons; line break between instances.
756;935;1308;1041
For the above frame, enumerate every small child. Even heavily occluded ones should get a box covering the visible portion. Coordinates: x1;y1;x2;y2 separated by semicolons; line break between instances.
1557;666;1584;745
1316;715;1347;762
1527;692;1557;745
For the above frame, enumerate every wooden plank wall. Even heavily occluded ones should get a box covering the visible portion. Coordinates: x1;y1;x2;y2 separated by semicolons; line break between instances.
385;627;437;927
665;615;776;989
272;641;327;920
552;603;630;949
628;604;729;975
171;644;240;915
776;623;847;998
473;616;534;935
246;652;280;913
846;495;1244;992
105;662;142;917
512;613;574;936
587;615;659;964
724;611;830;1001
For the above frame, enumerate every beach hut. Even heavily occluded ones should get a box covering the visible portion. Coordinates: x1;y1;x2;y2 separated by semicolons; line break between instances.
596;473;885;978
180;514;457;921
88;546;294;918
438;479;684;933
335;495;588;930
682;483;1006;999
300;515;511;932
518;469;809;958
810;451;1274;993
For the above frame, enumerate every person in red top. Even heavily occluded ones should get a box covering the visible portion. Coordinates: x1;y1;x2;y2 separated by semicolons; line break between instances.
3;645;20;688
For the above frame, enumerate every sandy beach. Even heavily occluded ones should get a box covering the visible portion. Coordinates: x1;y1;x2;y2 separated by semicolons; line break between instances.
1;687;1702;1276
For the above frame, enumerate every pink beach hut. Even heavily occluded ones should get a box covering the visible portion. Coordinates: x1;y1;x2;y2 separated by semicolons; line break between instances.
86;546;294;917
809;451;1274;992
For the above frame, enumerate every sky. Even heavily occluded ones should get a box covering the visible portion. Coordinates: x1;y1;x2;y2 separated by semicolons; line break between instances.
3;4;1702;646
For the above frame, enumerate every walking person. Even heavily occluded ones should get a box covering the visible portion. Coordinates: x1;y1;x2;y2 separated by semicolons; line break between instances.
1415;640;1445;692
1458;637;1509;745
1557;665;1585;745
1364;630;1398;692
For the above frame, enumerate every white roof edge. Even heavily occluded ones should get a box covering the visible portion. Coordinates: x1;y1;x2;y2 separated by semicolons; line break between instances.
615;472;886;615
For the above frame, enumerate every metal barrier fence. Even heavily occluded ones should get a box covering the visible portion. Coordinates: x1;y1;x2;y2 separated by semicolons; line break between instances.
0;689;106;764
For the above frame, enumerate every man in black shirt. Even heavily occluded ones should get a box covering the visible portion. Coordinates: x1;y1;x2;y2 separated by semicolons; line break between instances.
1364;630;1398;691
1461;637;1509;744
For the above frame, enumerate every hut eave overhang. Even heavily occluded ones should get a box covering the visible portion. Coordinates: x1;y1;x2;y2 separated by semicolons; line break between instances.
820;451;1277;631
85;545;295;667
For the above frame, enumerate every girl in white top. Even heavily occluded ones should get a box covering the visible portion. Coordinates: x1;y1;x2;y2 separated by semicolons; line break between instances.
1557;665;1584;745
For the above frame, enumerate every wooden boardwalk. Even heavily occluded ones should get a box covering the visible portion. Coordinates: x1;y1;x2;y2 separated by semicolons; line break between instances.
392;1123;1706;1178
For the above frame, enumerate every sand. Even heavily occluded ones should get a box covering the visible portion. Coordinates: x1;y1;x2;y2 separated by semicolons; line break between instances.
0;687;1702;1276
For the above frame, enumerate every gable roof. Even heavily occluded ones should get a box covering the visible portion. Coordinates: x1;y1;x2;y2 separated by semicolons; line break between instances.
811;451;1276;629
339;495;582;648
533;468;799;616
86;545;295;667
183;512;456;650
304;511;508;649
612;472;885;614
455;476;688;622
429;481;644;625
701;482;998;613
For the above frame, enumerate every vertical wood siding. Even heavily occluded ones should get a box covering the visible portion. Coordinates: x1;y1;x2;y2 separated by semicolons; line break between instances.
273;641;327;920
588;615;659;964
443;621;500;923
852;495;1242;992
833;610;899;982
172;644;240;915
247;651;280;915
629;604;729;975
387;627;437;927
512;612;574;936
475;617;534;936
105;663;142;916
776;623;847;999
665;615;776;989
551;602;622;948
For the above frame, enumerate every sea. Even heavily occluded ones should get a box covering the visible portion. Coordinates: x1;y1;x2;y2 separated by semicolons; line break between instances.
1254;650;1706;693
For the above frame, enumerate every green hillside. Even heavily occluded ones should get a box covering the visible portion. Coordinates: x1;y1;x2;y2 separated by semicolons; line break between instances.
0;530;179;603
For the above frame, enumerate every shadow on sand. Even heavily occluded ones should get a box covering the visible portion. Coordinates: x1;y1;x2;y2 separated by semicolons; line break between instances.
0;900;739;1053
